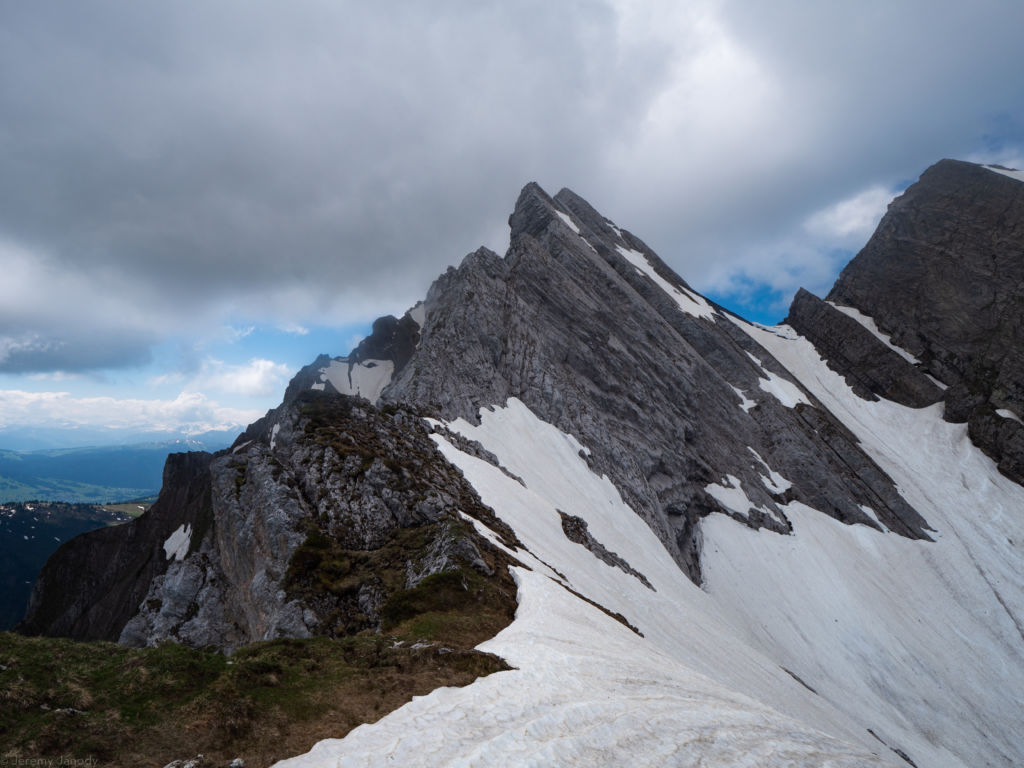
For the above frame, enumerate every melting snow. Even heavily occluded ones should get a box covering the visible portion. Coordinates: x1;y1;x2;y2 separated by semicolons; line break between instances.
555;210;580;234
757;369;810;409
278;397;896;767
318;359;395;403
275;312;1023;767
996;408;1022;424
730;385;756;413
984;165;1024;183
615;245;718;321
269;425;280;450
827;302;920;364
749;448;792;494
718;318;1024;768
745;351;811;409
705;474;778;523
162;524;192;562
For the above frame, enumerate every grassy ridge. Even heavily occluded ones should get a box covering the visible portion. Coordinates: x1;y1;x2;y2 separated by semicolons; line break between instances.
0;630;509;767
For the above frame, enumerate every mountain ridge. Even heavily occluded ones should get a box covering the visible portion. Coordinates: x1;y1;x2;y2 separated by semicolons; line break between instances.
12;159;1024;768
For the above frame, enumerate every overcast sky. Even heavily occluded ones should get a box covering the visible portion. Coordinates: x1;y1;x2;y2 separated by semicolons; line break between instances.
2;0;1023;446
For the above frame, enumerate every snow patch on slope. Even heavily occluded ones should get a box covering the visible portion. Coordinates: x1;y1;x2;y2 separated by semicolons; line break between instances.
317;359;394;403
757;370;810;408
745;351;812;409
984;164;1024;183
996;407;1022;424
555;209;581;234
749;448;792;494
163;524;192;562
730;385;756;413
827;302;920;364
706;475;772;522
615;245;718;321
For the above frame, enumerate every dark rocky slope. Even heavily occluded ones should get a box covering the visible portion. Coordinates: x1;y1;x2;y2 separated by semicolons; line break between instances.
17;452;214;640
789;159;1024;483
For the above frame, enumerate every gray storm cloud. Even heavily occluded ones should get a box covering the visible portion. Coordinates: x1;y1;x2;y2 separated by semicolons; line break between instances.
1;0;1023;371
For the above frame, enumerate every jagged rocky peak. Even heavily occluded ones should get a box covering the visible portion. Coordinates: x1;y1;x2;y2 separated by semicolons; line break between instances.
786;158;1024;483
387;180;933;583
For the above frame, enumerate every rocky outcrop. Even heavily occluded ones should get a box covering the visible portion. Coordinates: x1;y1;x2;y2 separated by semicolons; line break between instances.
820;159;1024;483
785;288;944;407
25;171;977;646
19;393;517;651
17;451;214;640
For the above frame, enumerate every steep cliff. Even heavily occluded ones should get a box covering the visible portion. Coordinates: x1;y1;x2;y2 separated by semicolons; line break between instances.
811;159;1024;482
17;451;214;640
21;177;942;643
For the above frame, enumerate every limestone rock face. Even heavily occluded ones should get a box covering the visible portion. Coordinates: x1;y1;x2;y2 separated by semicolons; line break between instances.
387;182;933;582
819;159;1024;483
17;451;214;640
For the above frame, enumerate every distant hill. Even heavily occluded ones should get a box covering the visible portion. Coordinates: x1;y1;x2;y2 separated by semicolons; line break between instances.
0;426;241;452
0;436;235;504
0;501;140;628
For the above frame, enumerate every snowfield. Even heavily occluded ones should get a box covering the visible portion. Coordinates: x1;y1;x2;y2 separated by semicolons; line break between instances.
278;396;904;767
722;319;1024;768
316;359;395;403
276;319;1023;768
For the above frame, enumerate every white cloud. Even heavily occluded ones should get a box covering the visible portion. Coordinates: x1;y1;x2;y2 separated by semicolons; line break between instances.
1;2;1023;370
225;325;256;342
187;358;290;398
803;185;895;243
0;389;260;435
701;182;904;319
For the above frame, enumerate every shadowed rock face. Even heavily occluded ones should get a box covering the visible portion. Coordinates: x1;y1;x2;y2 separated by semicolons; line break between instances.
16;451;214;641
19;391;514;650
819;159;1024;483
786;289;944;408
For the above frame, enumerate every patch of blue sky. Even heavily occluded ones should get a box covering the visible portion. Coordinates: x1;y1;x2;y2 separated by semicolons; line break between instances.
706;247;855;327
706;284;789;326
